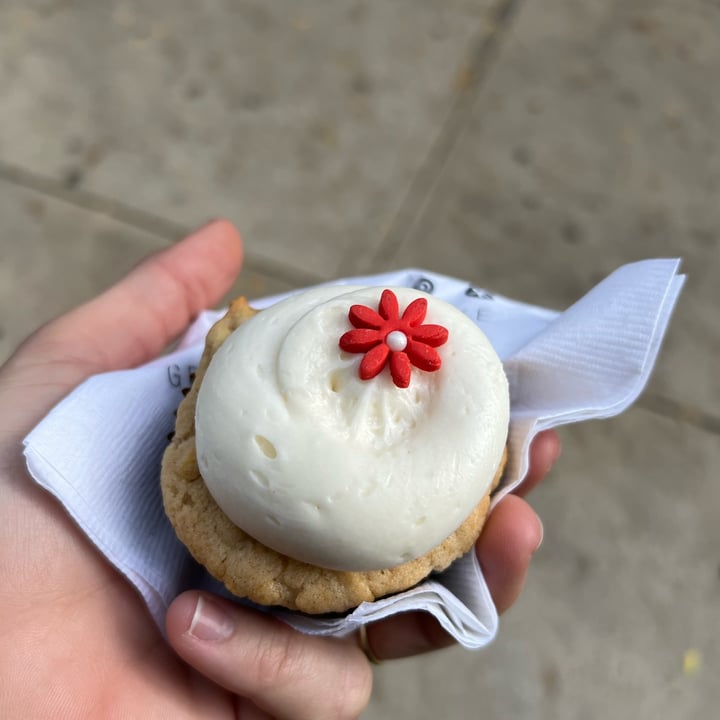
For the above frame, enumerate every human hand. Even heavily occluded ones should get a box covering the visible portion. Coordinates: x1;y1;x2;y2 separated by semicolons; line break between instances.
0;220;559;719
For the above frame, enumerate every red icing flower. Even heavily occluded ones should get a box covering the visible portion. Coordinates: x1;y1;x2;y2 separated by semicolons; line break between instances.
339;289;449;388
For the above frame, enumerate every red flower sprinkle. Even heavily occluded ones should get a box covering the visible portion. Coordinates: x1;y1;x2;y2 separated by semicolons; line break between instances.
339;289;449;388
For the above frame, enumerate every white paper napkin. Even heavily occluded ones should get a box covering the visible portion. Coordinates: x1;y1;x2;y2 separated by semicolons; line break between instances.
23;260;684;648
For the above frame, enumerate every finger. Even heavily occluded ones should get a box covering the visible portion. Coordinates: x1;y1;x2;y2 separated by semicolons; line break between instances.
166;592;372;720
477;494;543;614
0;221;242;440
363;494;543;660
513;430;562;497
364;434;558;660
10;219;243;375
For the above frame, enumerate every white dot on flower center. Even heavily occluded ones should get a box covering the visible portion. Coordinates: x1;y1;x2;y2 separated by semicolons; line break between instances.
386;330;408;352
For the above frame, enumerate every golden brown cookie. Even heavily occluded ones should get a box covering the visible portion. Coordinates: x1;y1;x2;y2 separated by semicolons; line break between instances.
161;297;506;614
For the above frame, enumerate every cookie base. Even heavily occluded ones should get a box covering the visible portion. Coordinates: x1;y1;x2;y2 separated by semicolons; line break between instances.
161;297;507;614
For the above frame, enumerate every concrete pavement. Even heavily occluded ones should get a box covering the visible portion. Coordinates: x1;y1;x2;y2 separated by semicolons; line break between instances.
1;1;718;718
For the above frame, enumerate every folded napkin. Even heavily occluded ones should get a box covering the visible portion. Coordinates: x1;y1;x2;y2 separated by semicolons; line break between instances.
23;260;684;648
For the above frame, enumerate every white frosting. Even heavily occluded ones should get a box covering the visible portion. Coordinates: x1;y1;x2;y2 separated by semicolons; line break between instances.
195;286;509;571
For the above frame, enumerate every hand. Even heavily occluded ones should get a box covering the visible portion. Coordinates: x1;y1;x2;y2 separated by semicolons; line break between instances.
0;221;560;720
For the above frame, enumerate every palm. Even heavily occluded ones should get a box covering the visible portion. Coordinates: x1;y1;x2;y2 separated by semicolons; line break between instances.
56;576;235;718
0;366;239;719
0;224;245;717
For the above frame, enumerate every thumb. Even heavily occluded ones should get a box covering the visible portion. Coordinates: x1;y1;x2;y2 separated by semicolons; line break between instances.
166;592;372;720
0;220;242;441
12;219;243;373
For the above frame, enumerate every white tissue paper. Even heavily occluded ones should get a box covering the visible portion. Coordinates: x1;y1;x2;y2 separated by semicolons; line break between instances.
23;259;684;649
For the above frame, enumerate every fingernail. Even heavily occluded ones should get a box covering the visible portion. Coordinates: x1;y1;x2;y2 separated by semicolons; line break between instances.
533;516;544;552
187;595;234;642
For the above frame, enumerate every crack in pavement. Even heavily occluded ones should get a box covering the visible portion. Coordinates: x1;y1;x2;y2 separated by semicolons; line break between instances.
3;158;716;436
0;161;324;290
637;392;720;437
345;0;527;275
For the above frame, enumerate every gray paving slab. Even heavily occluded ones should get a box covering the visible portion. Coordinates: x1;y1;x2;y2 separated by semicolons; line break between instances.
363;408;720;720
0;0;495;279
376;0;720;418
0;179;295;364
0;1;717;718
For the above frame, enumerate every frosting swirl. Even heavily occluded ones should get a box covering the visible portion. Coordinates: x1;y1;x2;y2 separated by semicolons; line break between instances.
195;286;509;571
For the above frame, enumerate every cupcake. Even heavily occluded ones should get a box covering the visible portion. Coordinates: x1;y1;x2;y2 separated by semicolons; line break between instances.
161;286;509;614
